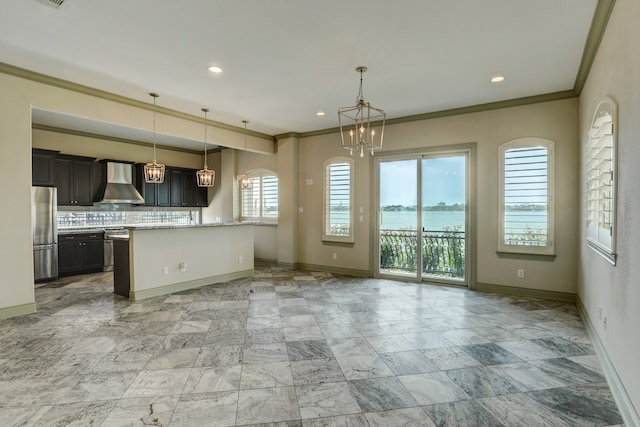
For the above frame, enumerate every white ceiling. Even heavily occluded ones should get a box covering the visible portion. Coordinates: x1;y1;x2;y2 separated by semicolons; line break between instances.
1;0;597;147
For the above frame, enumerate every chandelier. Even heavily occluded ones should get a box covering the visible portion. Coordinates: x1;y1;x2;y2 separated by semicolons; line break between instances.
338;66;386;157
196;108;216;187
236;120;251;189
143;93;166;183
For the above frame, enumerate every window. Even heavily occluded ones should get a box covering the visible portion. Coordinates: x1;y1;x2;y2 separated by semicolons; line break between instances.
499;138;555;255
323;157;354;243
241;170;278;222
585;98;617;264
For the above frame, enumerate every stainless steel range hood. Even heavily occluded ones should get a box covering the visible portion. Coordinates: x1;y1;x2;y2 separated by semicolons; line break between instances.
95;161;145;204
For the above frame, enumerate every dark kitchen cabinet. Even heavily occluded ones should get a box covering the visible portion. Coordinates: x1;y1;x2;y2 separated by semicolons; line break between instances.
170;168;208;207
195;182;208;207
134;165;206;208
170;169;193;207
32;149;58;186
58;232;104;276
54;155;96;206
134;163;171;207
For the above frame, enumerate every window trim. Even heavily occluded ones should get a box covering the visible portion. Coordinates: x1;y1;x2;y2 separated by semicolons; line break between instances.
322;156;354;243
498;137;555;256
240;169;278;223
585;97;617;265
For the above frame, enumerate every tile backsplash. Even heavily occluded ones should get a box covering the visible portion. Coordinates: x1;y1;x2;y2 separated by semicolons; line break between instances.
57;209;198;229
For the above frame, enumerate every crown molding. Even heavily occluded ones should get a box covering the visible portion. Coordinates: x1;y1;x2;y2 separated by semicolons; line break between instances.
282;90;578;140
574;0;616;95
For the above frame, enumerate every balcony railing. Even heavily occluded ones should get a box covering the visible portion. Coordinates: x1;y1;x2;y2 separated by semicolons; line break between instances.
379;229;465;277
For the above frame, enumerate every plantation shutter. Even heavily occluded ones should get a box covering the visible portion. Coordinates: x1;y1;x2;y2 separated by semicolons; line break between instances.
241;174;278;220
262;175;278;218
586;109;614;255
503;146;549;246
326;162;351;237
241;176;261;218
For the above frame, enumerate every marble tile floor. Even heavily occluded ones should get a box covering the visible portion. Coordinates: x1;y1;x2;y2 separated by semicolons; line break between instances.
0;264;624;426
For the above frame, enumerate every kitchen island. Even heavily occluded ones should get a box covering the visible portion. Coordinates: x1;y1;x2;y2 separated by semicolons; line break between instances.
113;223;254;300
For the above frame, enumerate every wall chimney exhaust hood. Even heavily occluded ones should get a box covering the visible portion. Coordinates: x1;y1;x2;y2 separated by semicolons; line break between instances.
95;161;145;204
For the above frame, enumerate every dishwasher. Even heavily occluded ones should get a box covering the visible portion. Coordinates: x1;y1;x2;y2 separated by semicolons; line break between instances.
103;229;129;271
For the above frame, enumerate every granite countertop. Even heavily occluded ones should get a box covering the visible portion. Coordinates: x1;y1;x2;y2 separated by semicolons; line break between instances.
127;221;251;231
58;228;108;235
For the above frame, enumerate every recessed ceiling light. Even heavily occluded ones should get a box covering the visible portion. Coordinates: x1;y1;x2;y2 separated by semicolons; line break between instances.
316;111;326;117
491;76;505;83
208;66;223;74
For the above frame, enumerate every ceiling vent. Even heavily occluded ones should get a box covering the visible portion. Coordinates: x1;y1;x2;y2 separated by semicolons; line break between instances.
39;0;69;10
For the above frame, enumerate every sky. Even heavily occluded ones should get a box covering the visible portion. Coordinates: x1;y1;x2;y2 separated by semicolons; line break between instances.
379;156;466;207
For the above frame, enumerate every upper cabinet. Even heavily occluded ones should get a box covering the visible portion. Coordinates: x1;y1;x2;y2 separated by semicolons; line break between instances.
134;163;171;207
170;168;208;207
32;149;59;186
135;165;206;208
54;154;96;206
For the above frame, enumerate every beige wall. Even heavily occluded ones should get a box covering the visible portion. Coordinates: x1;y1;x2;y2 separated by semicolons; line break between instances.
254;226;278;262
579;0;640;416
0;74;34;317
32;129;204;169
295;98;579;290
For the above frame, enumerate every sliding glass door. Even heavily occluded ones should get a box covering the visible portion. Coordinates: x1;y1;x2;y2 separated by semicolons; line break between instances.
378;158;419;277
421;154;467;283
376;150;469;286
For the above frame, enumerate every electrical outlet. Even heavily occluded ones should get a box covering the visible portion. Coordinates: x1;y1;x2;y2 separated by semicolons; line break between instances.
238;256;244;264
517;269;525;278
163;266;169;275
179;262;187;272
603;315;608;330
332;253;337;260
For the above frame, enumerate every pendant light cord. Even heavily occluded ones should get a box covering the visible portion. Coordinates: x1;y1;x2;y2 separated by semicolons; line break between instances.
242;120;248;152
357;69;365;105
150;93;159;163
202;108;209;169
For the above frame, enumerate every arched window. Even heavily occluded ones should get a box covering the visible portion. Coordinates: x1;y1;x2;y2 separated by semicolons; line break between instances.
499;137;555;255
240;170;278;222
323;157;354;243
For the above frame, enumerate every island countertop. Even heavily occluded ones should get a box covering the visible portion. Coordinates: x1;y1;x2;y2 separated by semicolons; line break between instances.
125;221;251;231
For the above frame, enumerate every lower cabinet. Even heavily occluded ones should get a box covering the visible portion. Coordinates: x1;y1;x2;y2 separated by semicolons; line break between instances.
58;232;104;276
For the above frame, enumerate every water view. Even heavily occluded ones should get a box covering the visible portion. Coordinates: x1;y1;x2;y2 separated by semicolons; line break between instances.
380;210;465;231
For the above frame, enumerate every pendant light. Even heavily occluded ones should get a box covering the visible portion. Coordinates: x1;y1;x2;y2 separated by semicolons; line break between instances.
144;93;166;183
236;120;251;189
338;66;386;157
196;108;216;187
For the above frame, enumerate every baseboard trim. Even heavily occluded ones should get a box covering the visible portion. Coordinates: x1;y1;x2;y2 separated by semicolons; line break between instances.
576;297;640;427
129;269;254;301
0;302;37;320
293;263;370;277
475;282;576;302
255;257;278;264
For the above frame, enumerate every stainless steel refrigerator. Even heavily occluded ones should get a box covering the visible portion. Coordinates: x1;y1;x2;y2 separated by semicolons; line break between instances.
32;186;58;281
